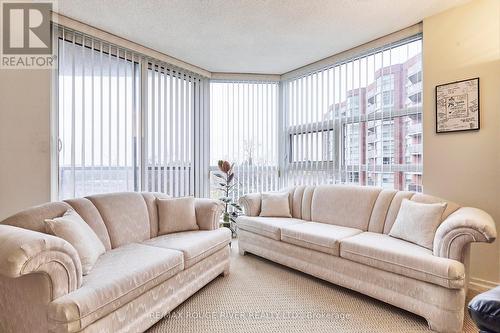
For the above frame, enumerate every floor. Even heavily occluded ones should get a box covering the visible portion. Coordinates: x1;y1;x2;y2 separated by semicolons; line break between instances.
147;241;478;333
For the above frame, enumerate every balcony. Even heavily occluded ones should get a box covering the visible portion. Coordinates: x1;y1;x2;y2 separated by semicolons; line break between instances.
367;133;378;143
407;143;422;154
407;184;423;192
406;123;422;136
367;150;377;159
406;81;422;99
407;66;422;81
366;102;377;114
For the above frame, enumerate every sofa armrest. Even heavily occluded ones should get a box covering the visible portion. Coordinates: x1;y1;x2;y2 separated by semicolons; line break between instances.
239;193;261;217
194;198;224;230
0;225;82;300
433;207;497;262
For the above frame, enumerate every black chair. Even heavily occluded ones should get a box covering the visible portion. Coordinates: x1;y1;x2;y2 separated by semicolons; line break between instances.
468;286;500;333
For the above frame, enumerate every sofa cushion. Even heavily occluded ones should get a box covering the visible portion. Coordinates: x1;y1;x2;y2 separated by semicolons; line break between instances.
311;185;381;230
260;192;292;218
86;192;150;248
45;210;105;275
281;222;362;256
48;243;183;329
157;197;199;235
237;216;306;240
340;232;465;289
389;199;447;250
142;228;231;268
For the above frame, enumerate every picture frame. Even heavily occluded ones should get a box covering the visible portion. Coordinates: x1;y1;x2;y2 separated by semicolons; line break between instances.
435;77;480;133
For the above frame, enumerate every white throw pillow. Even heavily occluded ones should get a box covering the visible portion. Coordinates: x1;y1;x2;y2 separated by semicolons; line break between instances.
389;199;447;250
259;192;292;218
45;210;105;275
157;196;199;235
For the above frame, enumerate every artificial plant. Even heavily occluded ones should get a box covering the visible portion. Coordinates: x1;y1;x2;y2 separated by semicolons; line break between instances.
214;160;242;236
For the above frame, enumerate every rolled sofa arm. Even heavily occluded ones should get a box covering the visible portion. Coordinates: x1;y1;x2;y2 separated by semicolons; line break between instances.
239;193;262;217
0;225;83;300
195;198;224;230
433;207;497;262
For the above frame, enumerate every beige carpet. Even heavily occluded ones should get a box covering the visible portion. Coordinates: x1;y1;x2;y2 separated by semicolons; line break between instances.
148;241;478;333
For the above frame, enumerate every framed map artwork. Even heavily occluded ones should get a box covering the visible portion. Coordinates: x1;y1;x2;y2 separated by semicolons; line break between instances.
436;78;479;133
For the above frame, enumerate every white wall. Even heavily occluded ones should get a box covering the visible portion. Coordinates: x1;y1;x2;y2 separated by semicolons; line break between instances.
423;0;500;287
0;69;52;219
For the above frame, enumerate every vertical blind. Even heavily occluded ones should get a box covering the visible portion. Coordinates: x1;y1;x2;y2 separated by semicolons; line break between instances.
283;35;423;191
210;81;280;199
143;62;210;197
57;26;210;200
58;28;140;199
57;24;422;200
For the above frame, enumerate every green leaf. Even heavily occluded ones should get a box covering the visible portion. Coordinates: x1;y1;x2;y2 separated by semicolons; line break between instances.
230;203;242;210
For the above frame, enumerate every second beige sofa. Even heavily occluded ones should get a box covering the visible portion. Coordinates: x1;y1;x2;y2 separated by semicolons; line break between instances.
237;185;497;333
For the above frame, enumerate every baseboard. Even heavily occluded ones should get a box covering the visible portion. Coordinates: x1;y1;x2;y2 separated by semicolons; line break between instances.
469;277;499;293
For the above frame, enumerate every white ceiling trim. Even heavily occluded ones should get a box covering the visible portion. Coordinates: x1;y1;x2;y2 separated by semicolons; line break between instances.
52;11;420;82
211;72;280;82
281;23;423;81
52;12;212;78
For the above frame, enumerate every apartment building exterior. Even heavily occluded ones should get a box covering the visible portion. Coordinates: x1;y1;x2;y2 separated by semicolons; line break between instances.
330;53;423;191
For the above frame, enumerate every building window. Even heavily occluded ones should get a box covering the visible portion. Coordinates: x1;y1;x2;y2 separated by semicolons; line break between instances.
284;36;423;191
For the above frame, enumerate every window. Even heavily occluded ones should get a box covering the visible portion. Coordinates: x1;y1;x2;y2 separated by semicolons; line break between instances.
210;81;280;199
57;27;209;199
143;64;199;196
58;34;140;199
284;36;423;191
57;26;422;199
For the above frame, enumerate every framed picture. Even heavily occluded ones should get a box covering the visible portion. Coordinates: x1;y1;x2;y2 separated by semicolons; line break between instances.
435;77;480;133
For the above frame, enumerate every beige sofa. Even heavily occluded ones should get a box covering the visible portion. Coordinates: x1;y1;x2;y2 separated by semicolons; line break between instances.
237;185;497;333
0;192;231;333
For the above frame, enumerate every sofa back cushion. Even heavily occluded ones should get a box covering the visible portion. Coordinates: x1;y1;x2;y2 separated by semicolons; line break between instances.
0;202;72;233
367;189;397;233
86;192;150;248
301;186;316;221
410;193;460;221
311;185;382;230
291;186;306;219
64;198;112;250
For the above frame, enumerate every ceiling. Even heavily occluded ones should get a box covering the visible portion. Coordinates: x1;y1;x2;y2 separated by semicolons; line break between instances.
58;0;471;74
